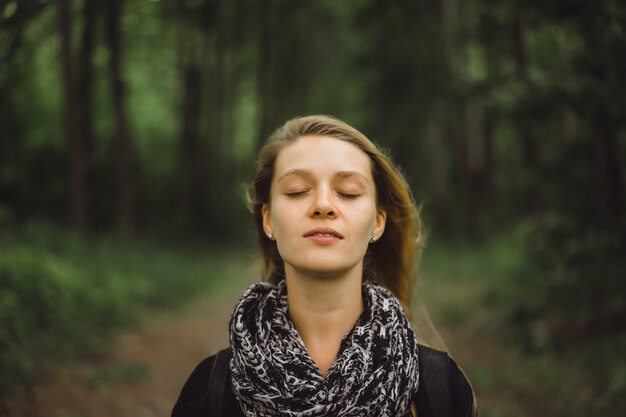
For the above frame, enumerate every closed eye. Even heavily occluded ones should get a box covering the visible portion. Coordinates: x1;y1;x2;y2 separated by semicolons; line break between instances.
338;192;360;199
286;190;307;198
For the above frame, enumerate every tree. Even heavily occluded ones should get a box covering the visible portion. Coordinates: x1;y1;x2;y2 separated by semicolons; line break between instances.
56;0;93;233
104;0;138;239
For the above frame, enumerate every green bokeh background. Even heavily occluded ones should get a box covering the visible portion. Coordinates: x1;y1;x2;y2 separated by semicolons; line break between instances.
1;0;625;415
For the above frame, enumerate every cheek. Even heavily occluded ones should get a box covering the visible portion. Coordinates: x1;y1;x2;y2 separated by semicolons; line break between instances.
270;201;296;234
351;203;379;237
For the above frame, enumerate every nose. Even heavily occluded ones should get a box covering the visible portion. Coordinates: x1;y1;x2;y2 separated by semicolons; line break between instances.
310;188;337;219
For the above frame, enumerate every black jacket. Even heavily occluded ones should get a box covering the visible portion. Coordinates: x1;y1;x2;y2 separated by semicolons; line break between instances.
172;345;475;417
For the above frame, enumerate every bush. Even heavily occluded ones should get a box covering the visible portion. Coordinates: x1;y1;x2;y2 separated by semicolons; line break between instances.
491;213;626;415
502;212;626;349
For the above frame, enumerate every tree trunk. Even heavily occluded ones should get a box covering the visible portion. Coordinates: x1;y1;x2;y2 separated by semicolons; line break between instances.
179;65;206;232
207;0;225;221
76;0;97;231
57;0;89;233
256;0;272;148
441;0;459;74
481;108;496;214
176;1;215;235
426;100;453;238
479;5;497;220
455;99;483;240
442;0;485;238
595;122;624;223
466;103;487;240
513;15;540;216
105;0;137;239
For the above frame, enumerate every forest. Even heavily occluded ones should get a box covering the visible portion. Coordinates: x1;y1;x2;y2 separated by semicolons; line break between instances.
1;0;625;416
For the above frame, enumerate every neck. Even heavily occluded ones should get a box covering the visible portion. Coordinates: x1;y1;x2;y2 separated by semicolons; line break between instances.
284;265;364;376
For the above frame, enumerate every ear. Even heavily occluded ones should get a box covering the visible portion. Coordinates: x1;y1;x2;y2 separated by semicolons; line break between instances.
261;203;272;236
373;208;386;239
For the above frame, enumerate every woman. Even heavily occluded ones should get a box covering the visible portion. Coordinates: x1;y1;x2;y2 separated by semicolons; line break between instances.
172;115;476;417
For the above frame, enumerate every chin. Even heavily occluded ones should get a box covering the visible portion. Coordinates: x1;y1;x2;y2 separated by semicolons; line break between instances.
287;259;361;279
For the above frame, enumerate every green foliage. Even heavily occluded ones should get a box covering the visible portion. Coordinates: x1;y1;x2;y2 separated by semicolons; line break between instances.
422;232;626;416
469;216;626;416
490;335;626;417
500;213;626;350
1;0;625;412
0;223;242;391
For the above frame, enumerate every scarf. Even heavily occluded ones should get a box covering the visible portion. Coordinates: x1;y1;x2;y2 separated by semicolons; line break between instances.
229;280;420;417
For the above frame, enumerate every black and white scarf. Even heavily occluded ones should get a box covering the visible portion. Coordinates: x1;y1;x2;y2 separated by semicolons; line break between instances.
229;280;419;417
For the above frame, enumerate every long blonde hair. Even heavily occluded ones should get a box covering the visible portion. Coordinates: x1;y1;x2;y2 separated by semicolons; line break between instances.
248;115;424;314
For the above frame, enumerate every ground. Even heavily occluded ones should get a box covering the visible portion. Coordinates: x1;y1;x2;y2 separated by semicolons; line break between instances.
5;266;508;417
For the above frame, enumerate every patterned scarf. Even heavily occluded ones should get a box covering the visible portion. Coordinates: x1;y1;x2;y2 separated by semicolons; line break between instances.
229;280;420;417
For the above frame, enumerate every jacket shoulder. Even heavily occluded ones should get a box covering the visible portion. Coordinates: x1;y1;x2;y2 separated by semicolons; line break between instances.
416;344;476;417
172;348;243;417
171;354;216;417
447;355;477;417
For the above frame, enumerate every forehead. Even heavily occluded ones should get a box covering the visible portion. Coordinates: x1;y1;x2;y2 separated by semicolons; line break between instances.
273;135;373;180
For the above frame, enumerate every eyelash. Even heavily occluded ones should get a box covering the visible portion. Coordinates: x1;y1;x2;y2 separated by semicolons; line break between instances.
286;190;307;197
285;191;360;199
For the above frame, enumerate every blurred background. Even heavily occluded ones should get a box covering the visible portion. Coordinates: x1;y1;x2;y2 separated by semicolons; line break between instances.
1;0;625;416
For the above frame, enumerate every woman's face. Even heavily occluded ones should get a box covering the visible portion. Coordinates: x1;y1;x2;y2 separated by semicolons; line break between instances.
262;135;386;278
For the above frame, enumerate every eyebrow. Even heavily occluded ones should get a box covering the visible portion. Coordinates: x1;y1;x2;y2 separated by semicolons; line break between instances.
277;169;370;184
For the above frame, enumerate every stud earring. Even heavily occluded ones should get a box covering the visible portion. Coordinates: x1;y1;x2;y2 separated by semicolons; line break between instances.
371;235;377;242
268;233;273;239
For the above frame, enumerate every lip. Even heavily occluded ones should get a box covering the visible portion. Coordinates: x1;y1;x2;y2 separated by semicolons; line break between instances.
303;227;344;244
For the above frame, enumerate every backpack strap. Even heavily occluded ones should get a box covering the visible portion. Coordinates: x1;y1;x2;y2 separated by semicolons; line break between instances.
208;348;232;416
419;344;451;417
